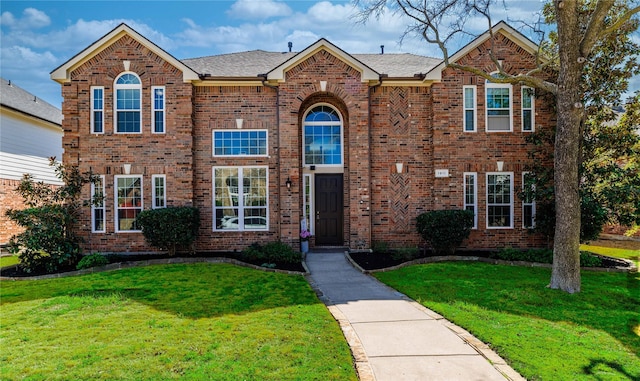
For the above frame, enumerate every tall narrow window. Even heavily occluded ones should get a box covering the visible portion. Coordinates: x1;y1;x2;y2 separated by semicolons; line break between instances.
463;172;477;229
303;105;343;166
91;86;104;134
115;73;141;133
463;85;477;132
91;175;105;232
522;172;536;228
152;86;165;133
213;167;268;231
486;75;512;132
522;87;535;132
152;175;166;209
115;175;143;232
303;174;313;234
487;173;513;228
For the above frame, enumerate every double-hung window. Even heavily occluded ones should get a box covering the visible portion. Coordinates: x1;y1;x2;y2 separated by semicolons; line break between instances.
213;167;268;231
152;86;165;133
213;130;268;156
522;87;535;132
463;172;478;229
115;175;143;232
522;172;536;228
91;86;104;134
91;175;106;232
487;173;513;228
486;77;512;132
463;86;477;132
115;73;141;133
152;175;166;209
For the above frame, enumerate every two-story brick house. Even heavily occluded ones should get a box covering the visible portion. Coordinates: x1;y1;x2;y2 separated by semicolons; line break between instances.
51;21;552;254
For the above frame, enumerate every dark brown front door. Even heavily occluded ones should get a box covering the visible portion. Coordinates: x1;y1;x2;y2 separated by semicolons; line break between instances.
315;174;343;246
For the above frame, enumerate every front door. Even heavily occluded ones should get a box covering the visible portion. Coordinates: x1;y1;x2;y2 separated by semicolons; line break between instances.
315;174;343;246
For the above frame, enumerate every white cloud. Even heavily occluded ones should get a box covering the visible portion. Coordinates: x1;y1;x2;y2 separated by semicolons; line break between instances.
228;0;292;20
0;11;16;27
0;8;50;30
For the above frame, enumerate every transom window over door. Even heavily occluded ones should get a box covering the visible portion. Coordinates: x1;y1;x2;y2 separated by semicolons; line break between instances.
115;73;141;133
303;105;343;166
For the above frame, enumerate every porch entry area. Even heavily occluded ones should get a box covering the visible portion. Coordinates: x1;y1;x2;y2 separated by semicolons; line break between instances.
314;174;343;246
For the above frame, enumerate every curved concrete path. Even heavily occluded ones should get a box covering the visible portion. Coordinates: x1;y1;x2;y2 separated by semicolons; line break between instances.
305;251;526;381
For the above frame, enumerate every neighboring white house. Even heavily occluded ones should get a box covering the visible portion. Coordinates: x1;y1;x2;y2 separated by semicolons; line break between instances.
0;77;63;244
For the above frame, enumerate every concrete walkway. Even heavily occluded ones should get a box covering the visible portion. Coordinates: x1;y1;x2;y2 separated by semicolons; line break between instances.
305;250;525;381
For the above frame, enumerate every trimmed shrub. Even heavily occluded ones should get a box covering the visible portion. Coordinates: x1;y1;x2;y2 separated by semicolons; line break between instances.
416;210;474;255
136;207;200;255
241;242;301;265
494;247;603;267
76;253;109;270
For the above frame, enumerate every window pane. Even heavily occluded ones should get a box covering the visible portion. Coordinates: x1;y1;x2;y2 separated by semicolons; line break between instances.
213;167;268;231
116;176;142;231
465;110;474;131
213;130;267;156
523;110;532;131
117;111;141;133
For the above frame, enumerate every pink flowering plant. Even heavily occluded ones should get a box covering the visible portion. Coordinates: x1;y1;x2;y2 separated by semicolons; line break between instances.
300;229;311;241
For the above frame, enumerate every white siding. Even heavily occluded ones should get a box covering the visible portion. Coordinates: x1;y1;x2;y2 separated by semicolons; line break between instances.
0;112;63;184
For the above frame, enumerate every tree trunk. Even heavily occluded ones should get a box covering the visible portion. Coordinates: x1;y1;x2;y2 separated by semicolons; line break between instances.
550;0;583;293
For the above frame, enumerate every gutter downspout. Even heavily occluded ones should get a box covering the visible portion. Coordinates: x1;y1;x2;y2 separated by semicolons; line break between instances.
261;77;281;241
367;76;383;251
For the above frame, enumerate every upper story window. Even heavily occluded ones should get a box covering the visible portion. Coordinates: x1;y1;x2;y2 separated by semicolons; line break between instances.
152;86;165;134
485;75;512;132
463;86;477;132
303;105;343;166
213;130;268;156
522;87;535;132
91;86;104;134
115;73;141;133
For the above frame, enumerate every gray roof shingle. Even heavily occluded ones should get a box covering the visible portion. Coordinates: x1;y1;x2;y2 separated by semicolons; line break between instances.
0;78;62;125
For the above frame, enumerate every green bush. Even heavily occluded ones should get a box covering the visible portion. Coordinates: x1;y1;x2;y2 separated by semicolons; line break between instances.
241;242;301;265
390;247;421;262
76;253;109;270
416;209;474;255
136;207;200;255
579;252;604;267
494;248;603;267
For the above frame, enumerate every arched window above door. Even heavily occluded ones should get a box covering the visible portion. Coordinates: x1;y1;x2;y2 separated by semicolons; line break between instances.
303;104;343;166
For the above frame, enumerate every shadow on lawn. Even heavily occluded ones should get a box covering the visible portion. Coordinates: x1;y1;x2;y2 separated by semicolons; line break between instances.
584;359;639;380
0;263;321;319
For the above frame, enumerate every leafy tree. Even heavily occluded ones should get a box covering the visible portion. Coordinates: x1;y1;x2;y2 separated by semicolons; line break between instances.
357;0;640;292
5;159;98;273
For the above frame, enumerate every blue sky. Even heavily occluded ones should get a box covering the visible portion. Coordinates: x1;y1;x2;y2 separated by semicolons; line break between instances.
1;0;638;108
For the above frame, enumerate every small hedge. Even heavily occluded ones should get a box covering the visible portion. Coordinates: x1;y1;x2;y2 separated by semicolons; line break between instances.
241;241;302;266
76;253;108;270
416;209;474;255
493;247;603;267
136;207;200;255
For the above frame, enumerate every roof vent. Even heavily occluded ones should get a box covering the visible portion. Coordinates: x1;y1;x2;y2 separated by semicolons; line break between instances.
7;80;11;86
33;96;38;103
380;45;384;55
288;41;293;53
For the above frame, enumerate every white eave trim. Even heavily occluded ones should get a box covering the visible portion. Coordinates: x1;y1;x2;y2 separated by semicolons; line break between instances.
266;38;379;83
50;23;199;84
424;21;542;81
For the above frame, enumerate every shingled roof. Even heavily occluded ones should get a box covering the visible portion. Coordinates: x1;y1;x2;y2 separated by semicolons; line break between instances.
0;77;62;126
182;50;441;78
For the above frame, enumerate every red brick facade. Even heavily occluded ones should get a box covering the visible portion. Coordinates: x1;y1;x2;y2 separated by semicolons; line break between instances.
55;24;552;254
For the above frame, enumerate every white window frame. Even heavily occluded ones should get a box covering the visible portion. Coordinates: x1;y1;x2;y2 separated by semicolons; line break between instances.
91;86;105;134
114;175;143;233
486;172;514;229
151;86;165;134
213;166;269;231
463;85;477;132
114;72;142;134
521;86;535;132
212;129;269;157
91;175;106;233
152;174;166;209
302;103;344;167
463;172;478;229
485;81;513;132
522;172;536;228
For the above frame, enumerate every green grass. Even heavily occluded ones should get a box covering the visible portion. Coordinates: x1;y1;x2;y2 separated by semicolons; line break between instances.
0;263;357;380
580;244;639;262
375;262;640;381
0;255;19;268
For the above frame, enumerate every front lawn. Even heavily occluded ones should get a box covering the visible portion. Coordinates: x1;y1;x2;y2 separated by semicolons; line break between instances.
580;244;639;262
0;255;19;268
0;263;357;380
375;262;639;381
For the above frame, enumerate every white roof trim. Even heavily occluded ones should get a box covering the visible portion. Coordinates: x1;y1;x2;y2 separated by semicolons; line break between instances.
424;21;541;81
266;38;379;83
51;23;199;83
